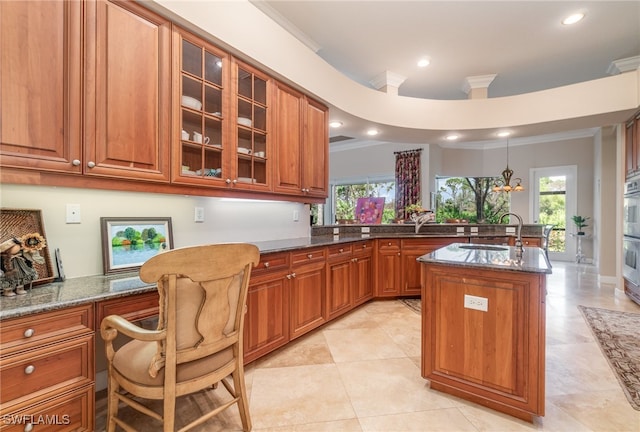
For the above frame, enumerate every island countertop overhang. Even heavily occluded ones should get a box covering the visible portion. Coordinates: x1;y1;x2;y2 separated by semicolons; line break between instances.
418;242;552;274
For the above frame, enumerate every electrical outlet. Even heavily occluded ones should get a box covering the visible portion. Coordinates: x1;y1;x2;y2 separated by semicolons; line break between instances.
464;294;488;312
293;210;299;222
506;227;516;234
66;204;81;224
194;207;205;222
333;227;340;235
361;227;370;233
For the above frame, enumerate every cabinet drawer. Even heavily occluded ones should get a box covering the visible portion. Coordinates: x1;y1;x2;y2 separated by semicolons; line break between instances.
352;241;373;256
291;248;326;266
0;334;94;409
0;384;94;432
327;244;353;260
253;252;290;276
0;305;93;356
377;239;401;250
96;291;159;330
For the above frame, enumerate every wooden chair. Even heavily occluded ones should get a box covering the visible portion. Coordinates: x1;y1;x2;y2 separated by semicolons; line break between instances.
101;243;260;432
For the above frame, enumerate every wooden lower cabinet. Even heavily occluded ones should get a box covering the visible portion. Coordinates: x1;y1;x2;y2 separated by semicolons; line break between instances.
290;248;327;339
422;262;546;422
401;238;460;296
376;239;402;296
0;304;95;431
244;253;291;363
377;238;461;297
352;241;374;306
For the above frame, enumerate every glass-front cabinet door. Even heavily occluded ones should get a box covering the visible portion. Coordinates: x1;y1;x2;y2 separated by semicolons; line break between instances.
232;60;271;191
173;30;229;185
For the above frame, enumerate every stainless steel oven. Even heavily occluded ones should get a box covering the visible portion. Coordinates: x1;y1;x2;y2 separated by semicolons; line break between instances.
624;177;640;237
623;237;640;287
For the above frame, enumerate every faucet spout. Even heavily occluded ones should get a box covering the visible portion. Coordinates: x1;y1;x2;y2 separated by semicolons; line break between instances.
500;212;524;259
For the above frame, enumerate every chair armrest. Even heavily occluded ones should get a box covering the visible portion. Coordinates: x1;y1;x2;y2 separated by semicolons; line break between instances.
100;314;166;342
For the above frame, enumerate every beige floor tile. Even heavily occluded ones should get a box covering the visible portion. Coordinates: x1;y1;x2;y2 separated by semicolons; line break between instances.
337;358;457;417
254;418;363;431
249;363;356;429
548;389;640;432
323;327;406;362
252;330;334;369
358;408;478;431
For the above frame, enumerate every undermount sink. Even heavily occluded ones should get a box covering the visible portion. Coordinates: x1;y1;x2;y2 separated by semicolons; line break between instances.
458;245;508;251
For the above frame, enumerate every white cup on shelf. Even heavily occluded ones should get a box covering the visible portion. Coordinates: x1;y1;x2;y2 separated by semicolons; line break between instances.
193;132;210;144
181;130;189;140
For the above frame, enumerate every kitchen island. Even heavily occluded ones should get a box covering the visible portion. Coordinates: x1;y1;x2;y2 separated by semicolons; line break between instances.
418;243;551;422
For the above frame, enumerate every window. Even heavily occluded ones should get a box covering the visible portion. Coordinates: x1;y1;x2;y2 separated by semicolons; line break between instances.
331;181;395;224
435;176;510;223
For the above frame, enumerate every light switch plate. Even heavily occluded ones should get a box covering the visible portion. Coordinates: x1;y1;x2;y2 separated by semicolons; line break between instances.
361;227;370;233
333;227;340;235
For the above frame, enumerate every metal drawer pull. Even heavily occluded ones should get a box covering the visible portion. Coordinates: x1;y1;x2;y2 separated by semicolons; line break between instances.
24;365;35;375
307;254;313;259
23;328;35;338
24;424;34;432
264;262;270;268
339;248;343;253
291;272;296;278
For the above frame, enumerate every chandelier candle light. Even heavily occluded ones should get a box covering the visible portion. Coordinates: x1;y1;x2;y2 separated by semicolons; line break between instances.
493;138;524;193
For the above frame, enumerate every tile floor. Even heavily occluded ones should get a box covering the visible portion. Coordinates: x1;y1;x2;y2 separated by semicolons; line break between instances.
96;261;640;431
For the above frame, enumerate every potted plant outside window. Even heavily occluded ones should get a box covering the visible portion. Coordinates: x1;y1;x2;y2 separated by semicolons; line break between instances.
572;215;589;235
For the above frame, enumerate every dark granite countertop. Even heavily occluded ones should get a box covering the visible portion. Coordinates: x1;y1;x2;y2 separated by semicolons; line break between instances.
1;230;544;320
417;243;552;274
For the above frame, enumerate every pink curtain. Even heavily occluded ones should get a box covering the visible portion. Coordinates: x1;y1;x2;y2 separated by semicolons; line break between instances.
395;149;422;219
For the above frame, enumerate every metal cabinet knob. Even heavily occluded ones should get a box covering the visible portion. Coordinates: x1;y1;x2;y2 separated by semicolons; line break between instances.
226;178;232;184
339;248;344;253
388;242;392;246
291;272;296;278
264;262;270;268
286;274;291;280
232;179;238;184
24;365;35;375
24;423;34;432
307;254;313;259
23;328;35;338
87;161;96;168
72;159;81;166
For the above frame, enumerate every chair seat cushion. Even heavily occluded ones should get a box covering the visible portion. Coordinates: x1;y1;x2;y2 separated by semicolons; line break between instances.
113;339;234;387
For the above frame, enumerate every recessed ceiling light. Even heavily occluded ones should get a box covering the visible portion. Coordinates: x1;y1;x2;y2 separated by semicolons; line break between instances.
329;120;343;128
445;134;459;141
562;13;585;25
417;58;430;68
497;131;511;137
366;129;379;136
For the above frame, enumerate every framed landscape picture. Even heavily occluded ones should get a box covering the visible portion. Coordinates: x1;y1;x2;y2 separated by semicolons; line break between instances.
101;217;173;274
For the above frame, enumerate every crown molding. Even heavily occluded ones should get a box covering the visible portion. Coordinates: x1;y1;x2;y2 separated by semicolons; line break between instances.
461;74;498;94
607;55;640;75
438;128;601;150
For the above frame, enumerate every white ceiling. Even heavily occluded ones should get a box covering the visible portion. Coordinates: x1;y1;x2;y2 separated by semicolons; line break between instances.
253;0;640;147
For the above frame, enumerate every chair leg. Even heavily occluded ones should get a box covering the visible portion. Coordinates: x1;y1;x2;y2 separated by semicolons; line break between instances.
232;367;252;431
106;374;120;432
163;392;176;432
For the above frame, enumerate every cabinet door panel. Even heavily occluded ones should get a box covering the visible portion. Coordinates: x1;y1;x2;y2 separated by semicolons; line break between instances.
274;84;303;193
377;251;401;296
0;0;82;172
353;254;373;306
290;264;326;339
244;273;289;363
85;0;170;181
327;260;352;319
302;98;328;197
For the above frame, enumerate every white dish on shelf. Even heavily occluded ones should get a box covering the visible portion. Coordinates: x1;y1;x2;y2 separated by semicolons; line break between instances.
237;177;254;183
209;112;221;117
181;95;202;110
254;151;265;158
181;169;196;175
237;147;252;155
237;117;252;127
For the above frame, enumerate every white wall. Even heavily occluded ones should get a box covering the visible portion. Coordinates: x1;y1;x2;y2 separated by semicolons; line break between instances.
0;184;309;279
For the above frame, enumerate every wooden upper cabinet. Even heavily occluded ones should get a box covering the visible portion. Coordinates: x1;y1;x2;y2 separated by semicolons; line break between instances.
303;97;329;198
626;119;635;177
273;83;304;194
230;59;272;191
0;0;82;172
83;0;171;181
172;28;231;188
273;83;328;199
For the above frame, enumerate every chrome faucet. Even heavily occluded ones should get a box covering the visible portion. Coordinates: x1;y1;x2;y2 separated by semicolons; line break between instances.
500;212;523;259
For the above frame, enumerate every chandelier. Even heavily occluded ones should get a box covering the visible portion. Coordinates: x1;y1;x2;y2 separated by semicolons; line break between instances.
492;138;524;193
